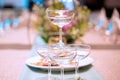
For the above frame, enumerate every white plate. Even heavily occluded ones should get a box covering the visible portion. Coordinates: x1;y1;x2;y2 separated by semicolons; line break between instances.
25;56;93;71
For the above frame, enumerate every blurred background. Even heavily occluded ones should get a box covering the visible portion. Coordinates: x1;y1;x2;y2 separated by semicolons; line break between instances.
0;0;120;17
0;0;120;80
0;0;120;47
0;0;119;52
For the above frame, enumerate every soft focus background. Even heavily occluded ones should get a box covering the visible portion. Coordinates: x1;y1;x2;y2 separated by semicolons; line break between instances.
0;0;120;80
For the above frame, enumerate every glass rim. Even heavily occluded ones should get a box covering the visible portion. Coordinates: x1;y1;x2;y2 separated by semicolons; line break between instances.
46;8;74;16
46;8;72;12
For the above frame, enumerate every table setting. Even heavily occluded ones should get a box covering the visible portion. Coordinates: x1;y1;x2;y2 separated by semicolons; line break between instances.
25;55;93;71
19;35;104;80
26;43;93;80
19;1;104;80
0;0;120;80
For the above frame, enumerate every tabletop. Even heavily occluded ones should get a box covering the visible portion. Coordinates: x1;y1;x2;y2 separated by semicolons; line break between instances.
19;36;104;80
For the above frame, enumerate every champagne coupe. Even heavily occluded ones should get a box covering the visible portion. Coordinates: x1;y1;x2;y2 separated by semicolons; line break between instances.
35;44;51;80
46;9;74;47
68;44;91;80
49;44;76;80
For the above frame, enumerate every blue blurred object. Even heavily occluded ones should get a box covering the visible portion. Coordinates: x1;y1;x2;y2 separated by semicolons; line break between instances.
59;0;74;11
0;0;29;9
32;0;37;3
96;20;102;29
0;22;4;28
13;18;19;28
105;23;113;35
0;0;3;7
32;0;44;5
0;22;4;32
107;23;113;32
4;19;11;29
22;0;29;9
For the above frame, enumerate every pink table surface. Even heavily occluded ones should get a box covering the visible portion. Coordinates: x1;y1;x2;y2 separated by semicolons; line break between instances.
0;27;120;80
90;49;120;80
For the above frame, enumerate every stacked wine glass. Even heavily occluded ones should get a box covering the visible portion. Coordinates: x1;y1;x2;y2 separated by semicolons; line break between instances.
34;7;92;80
34;8;91;80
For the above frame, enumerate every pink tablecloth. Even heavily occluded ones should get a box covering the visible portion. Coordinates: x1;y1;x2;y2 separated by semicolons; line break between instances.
91;49;120;80
0;27;120;80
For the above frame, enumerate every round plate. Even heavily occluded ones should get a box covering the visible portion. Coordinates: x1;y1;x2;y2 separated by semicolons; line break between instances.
25;56;93;71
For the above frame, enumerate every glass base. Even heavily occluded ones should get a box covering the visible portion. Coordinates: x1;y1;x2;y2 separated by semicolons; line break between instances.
71;76;87;80
35;76;60;80
35;76;50;80
35;76;86;80
58;41;65;48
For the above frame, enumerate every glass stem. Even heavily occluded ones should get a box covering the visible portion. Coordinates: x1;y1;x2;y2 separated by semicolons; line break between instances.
59;27;63;45
48;60;51;80
75;62;79;79
75;56;79;79
61;65;64;80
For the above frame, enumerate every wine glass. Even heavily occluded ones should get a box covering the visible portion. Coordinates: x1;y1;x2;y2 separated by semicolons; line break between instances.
49;44;77;80
0;11;4;35
68;44;91;80
46;9;74;47
104;22;118;44
35;44;51;80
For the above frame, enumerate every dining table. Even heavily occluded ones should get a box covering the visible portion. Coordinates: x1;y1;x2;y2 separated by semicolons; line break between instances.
18;35;104;80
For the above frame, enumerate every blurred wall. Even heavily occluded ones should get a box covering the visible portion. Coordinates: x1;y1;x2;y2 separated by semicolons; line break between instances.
0;0;29;9
84;0;120;10
0;0;3;7
84;0;120;18
104;0;120;8
84;0;104;10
